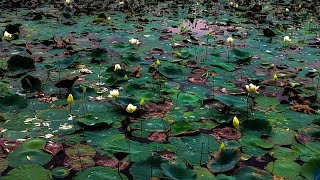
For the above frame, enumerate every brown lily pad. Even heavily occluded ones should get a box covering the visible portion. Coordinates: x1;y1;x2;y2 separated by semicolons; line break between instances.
159;151;176;161
96;155;129;171
0;139;21;153
65;144;96;158
64;157;95;171
148;131;167;142
213;127;241;140
43;142;63;156
295;134;312;144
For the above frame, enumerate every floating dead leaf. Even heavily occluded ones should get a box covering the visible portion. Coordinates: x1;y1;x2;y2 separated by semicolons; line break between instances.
0;139;21;153
64;156;95;171
43;142;63;156
290;104;314;114
142;101;173;119
188;77;206;83
159;151;176;161
131;65;141;78
295;134;312;144
96;155;129;170
276;71;296;78
148;131;167;142
213;127;241;140
79;68;93;74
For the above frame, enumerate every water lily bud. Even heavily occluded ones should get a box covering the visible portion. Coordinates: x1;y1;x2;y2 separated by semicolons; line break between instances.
273;74;278;81
155;59;161;66
129;38;140;45
140;98;145;106
3;31;12;39
67;94;74;104
235;3;239;8
65;0;71;5
107;17;111;21
65;38;70;43
82;86;87;93
283;36;291;42
124;74;129;80
108;89;119;98
229;1;234;6
219;142;225;151
126;103;137;113
233;116;240;128
245;83;259;94
27;34;31;38
114;64;121;71
226;37;234;43
26;155;31;161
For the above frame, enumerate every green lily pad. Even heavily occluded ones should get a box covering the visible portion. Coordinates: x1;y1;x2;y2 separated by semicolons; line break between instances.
170;121;194;135
300;158;320;180
242;118;272;136
5;164;52;180
214;95;247;109
212;63;235;71
270;128;296;145
207;148;240;173
130;155;167;180
115;97;139;109
159;65;184;79
240;135;272;157
234;166;272;180
6;148;52;167
195;166;216;180
0;94;28;112
21;138;47;150
231;48;252;62
37;108;69;121
73;166;128;180
0;158;8;174
161;162;196;180
272;147;299;161
130;119;170;137
267;160;301;179
57;54;78;69
172;93;200;104
52;167;70;178
170;134;219;166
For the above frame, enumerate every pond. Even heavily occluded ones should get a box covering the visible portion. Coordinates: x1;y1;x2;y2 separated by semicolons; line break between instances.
0;0;319;179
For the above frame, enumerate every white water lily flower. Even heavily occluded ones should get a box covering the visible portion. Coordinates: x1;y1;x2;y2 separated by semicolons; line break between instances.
226;37;234;43
80;68;93;74
3;31;12;39
44;134;54;139
126;103;137;113
245;83;259;94
59;123;73;130
65;0;71;5
114;64;121;71
129;38;140;45
119;1;124;5
108;89;119;98
283;36;291;42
